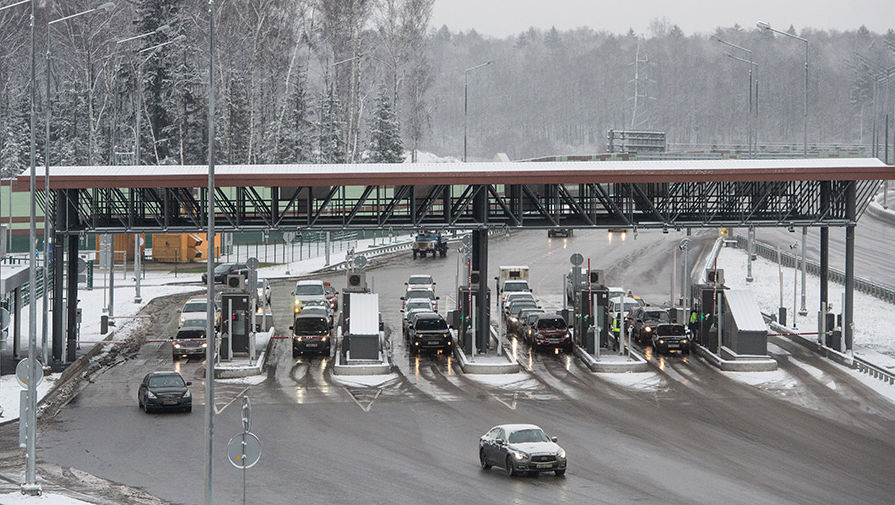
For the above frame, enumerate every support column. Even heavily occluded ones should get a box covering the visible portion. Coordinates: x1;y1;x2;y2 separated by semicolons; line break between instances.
472;185;489;354
66;190;79;362
844;181;856;353
819;182;829;310
52;189;65;364
13;287;21;359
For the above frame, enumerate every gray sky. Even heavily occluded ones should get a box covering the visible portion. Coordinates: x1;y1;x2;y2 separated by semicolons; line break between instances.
431;0;895;37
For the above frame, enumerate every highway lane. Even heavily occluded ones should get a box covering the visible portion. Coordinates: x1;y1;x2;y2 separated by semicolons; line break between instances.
751;199;895;289
16;229;895;505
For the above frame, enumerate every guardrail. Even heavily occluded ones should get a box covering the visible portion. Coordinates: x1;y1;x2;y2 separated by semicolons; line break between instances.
735;235;895;304
761;311;895;387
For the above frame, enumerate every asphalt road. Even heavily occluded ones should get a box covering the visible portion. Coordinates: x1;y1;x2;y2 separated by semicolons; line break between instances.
11;229;895;505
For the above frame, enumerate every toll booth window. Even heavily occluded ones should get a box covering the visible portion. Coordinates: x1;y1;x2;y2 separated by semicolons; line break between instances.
503;281;528;292
416;318;448;331
536;318;567;330
294;318;329;335
656;325;686;336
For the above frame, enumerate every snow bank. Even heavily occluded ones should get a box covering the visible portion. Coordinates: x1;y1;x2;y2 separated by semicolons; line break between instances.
0;492;96;505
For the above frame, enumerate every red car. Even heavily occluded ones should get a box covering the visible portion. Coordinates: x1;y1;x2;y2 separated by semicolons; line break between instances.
324;282;339;311
525;315;572;353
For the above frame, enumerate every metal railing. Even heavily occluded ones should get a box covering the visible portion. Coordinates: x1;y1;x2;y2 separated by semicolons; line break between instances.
735;235;895;304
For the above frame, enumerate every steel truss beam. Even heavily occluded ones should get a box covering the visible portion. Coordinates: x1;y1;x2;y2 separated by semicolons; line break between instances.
44;181;879;234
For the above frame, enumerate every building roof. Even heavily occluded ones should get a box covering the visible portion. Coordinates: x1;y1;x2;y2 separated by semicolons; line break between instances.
14;158;893;190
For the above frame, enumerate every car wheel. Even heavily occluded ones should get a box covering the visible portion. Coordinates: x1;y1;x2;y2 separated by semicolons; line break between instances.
555;469;566;477
480;449;491;470
143;402;151;414
185;406;192;413
505;456;516;477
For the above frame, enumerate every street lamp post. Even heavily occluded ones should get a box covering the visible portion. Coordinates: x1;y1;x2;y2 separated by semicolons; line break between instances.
712;35;758;157
42;2;115;369
757;21;808;157
463;60;493;162
205;3;216;505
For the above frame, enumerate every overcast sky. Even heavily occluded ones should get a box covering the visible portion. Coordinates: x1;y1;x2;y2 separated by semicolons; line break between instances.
431;0;895;38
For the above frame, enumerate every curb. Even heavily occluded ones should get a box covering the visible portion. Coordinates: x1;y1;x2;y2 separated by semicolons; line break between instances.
452;327;521;374
332;327;392;376
695;344;778;371
573;344;650;373
213;327;276;378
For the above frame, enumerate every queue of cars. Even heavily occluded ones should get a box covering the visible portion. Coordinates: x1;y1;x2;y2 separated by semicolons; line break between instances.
400;273;452;355
290;279;337;357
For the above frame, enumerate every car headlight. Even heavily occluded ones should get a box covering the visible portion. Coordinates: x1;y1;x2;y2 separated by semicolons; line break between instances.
557;448;566;459
202;343;208;348
174;343;181;349
183;390;191;398
658;339;664;344
512;450;527;460
147;391;157;399
681;338;688;343
179;316;185;325
644;326;652;332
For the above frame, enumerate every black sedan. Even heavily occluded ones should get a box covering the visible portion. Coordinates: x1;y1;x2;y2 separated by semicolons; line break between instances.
138;371;192;413
479;424;567;477
201;263;248;284
651;323;691;355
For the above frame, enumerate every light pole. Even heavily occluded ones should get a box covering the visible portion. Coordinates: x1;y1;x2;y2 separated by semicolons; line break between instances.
712;35;758;157
463;60;493;162
42;1;115;369
789;242;799;328
757;21;808;157
205;3;216;505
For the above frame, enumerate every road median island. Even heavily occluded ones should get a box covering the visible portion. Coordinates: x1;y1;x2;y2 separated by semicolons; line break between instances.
573;344;650;373
213;326;275;379
452;327;521;374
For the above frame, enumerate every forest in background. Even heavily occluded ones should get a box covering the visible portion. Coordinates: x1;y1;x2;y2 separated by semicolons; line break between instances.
0;1;893;175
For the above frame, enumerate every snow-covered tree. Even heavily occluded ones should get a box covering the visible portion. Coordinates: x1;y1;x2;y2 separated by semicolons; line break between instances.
266;66;314;163
317;88;346;164
365;91;403;163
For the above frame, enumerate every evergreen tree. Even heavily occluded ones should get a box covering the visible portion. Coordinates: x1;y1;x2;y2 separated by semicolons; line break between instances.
52;81;89;166
366;91;403;163
226;73;250;164
268;66;314;163
317;88;346;164
0;99;34;177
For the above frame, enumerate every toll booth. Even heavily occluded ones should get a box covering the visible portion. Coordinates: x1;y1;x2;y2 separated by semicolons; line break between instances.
694;284;727;352
458;286;490;354
221;291;250;359
574;287;609;353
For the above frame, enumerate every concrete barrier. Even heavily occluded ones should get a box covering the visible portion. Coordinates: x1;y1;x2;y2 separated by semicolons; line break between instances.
573;344;650;373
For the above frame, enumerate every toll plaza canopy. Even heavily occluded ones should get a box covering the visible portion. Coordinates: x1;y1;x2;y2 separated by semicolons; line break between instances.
14;158;894;233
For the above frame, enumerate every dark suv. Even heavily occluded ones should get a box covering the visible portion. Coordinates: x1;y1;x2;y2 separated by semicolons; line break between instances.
201;263;248;284
629;307;671;345
526;315;572;352
406;312;452;354
651;323;691;355
291;312;332;357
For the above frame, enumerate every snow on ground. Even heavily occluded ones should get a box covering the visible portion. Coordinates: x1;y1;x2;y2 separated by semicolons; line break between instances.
331;373;399;388
0;373;60;423
0;493;96;505
716;246;895;360
595;371;664;391
217;374;267;386
723;369;798;389
463;372;539;389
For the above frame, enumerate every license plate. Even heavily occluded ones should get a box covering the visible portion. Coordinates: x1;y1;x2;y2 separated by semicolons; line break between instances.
306;342;318;347
163;400;177;405
667;343;679;348
536;463;552;469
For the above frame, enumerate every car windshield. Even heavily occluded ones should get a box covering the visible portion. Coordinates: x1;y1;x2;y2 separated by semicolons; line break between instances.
507;294;534;301
213;264;231;273
508;428;549;444
503;281;529;292
148;374;185;388
416;318;447;331
183;302;206;313
409;276;433;285
295;284;325;296
406;290;435;300
657;325;686;336
406;302;431;311
511;303;537;314
294;318;328;335
644;310;670;322
176;329;205;340
537;318;567;330
303;299;328;308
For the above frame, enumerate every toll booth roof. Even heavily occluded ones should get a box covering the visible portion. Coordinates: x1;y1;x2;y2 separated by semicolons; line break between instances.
723;289;767;333
349;293;379;335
